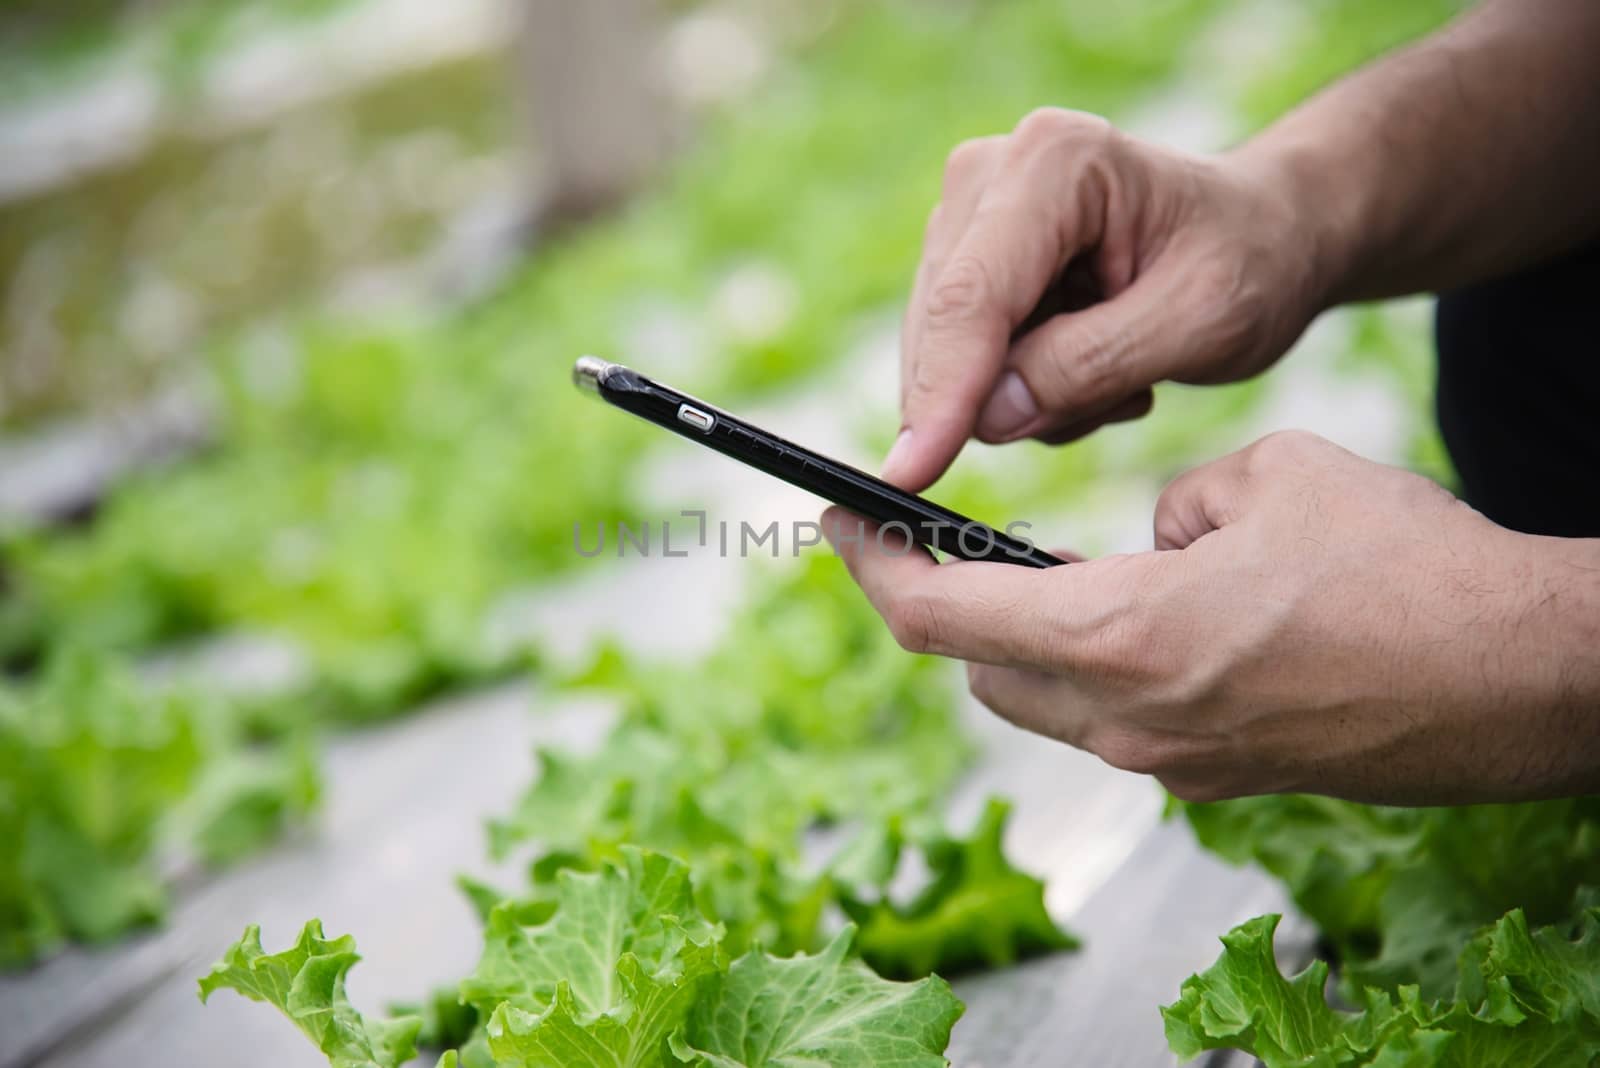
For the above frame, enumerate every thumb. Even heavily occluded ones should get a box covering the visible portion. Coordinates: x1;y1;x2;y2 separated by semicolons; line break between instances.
1152;448;1254;551
974;263;1193;444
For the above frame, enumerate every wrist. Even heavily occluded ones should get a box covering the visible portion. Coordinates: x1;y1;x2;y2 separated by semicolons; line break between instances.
1494;530;1600;796
1520;532;1600;671
1225;128;1371;311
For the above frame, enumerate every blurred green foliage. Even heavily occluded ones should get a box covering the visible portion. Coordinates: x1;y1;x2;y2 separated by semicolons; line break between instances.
0;652;318;967
0;56;510;428
1230;0;1468;128
0;0;357;102
2;0;1238;717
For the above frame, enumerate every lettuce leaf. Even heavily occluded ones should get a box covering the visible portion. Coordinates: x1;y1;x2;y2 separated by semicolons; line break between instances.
551;558;973;839
197;920;424;1068
1;654;201;965
1163;909;1600;1067
488;560;972;960
389;983;481;1054
198;565;1043;1064
1;652;321;968
186;734;322;866
206;905;964;1068
461;849;725;1066
841;798;1078;979
1175;796;1600;1000
671;926;963;1068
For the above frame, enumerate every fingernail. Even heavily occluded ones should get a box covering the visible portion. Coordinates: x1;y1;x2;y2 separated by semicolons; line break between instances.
880;428;913;479
976;371;1039;440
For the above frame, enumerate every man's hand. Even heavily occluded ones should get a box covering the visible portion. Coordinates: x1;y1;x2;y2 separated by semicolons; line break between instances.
886;0;1600;493
883;109;1331;491
828;432;1600;805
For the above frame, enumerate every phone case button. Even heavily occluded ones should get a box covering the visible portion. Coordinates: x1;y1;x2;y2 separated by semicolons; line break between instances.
677;404;716;433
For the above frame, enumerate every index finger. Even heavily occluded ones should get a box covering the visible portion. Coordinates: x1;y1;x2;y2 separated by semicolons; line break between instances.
884;176;1083;492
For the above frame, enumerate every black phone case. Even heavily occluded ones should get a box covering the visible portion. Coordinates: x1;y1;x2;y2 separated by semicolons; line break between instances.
576;359;1064;568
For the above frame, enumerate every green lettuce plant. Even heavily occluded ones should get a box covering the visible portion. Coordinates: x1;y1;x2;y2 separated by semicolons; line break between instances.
202;851;966;1068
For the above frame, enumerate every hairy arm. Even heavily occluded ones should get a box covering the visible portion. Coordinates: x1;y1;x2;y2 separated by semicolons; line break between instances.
1241;0;1600;303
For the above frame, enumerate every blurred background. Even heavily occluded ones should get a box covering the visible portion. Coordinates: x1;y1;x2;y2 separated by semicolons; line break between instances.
0;1;1462;1065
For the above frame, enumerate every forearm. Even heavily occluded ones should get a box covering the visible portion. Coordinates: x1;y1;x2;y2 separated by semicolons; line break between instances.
1234;0;1600;305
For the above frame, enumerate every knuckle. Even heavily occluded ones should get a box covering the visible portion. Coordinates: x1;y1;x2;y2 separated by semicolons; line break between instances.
1151;497;1190;552
1250;429;1324;469
1283;429;1331;454
908;348;942;403
942;137;997;190
925;255;993;327
1267;428;1321;450
1154;470;1192;518
1240;436;1278;479
1013;107;1113;152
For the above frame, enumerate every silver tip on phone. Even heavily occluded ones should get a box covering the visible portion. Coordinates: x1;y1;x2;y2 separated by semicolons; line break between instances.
572;355;612;394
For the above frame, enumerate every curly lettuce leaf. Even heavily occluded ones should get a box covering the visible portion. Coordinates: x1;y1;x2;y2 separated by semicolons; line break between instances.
510;784;829;961
671;925;963;1068
486;728;687;861
482;954;705;1068
490;560;972;960
488;729;848;960
842;798;1077;979
562;558;972;830
1175;796;1600;999
460;849;724;1065
197;920;424;1068
1163;910;1600;1067
1163;914;1427;1066
1351;802;1600;998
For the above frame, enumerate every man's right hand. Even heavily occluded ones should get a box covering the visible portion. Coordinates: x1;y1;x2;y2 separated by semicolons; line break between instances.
883;107;1333;491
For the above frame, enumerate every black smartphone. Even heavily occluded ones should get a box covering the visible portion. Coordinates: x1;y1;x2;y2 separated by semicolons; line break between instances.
573;356;1064;568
